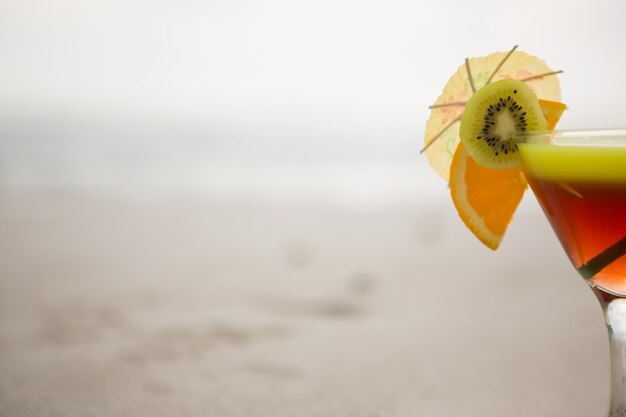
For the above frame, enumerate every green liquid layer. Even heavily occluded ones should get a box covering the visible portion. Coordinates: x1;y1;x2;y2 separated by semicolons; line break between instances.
518;143;626;183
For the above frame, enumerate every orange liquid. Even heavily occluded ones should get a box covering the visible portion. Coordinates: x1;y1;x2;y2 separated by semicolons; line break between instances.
526;177;626;294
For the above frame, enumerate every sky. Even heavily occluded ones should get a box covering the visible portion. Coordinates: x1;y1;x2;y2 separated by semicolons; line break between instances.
2;0;625;129
1;0;625;207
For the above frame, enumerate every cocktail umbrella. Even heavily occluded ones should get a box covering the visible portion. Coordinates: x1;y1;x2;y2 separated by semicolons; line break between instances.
423;46;562;180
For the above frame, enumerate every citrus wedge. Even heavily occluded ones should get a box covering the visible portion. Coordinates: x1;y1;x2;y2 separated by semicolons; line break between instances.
538;99;567;130
450;144;528;250
449;99;566;249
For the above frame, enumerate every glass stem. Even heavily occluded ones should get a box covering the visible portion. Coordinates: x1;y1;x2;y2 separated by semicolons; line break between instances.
595;288;626;417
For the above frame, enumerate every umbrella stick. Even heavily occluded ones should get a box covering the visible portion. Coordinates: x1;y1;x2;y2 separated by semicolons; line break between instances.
428;101;467;109
521;70;564;82
486;45;518;84
465;58;476;93
578;235;626;280
420;114;462;153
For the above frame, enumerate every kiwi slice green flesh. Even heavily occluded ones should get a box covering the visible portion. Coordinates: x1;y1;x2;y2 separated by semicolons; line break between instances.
459;79;547;169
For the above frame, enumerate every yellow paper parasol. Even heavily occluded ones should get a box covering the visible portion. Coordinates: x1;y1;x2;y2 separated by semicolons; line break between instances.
422;45;562;180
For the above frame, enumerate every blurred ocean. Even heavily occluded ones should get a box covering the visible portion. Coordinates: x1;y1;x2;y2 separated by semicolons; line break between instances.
0;120;440;210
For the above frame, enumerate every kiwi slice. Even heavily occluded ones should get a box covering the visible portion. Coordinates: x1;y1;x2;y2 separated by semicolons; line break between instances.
459;79;547;169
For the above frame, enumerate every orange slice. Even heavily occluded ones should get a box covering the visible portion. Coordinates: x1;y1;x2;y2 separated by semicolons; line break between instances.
450;144;527;250
538;99;567;130
449;100;566;249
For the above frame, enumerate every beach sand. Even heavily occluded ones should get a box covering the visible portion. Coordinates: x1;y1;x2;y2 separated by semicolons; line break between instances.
0;195;608;416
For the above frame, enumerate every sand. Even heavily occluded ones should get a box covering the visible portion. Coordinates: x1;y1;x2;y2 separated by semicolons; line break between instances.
0;195;610;416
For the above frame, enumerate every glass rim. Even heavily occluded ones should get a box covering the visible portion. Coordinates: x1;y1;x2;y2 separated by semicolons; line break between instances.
513;128;626;144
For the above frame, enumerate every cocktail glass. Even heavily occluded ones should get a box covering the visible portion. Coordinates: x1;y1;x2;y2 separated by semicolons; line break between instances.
517;129;626;417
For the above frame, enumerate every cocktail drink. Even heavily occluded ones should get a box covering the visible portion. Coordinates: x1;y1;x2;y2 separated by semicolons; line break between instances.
423;46;626;415
518;130;626;292
518;129;626;416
